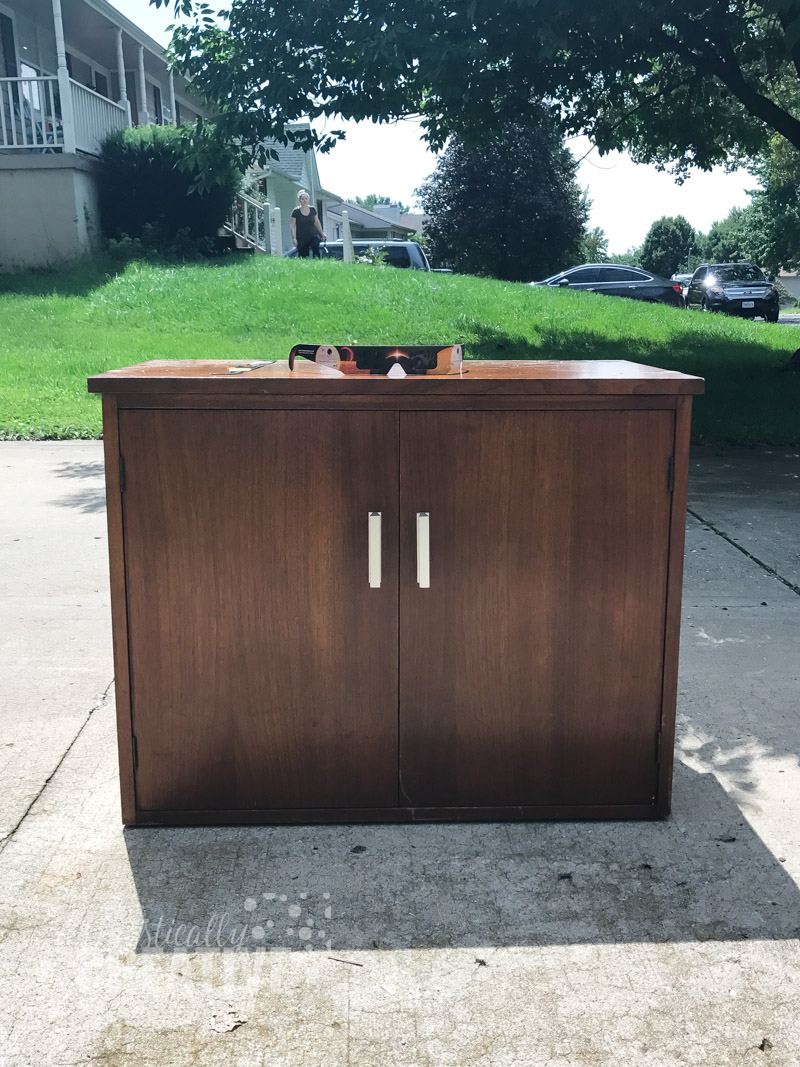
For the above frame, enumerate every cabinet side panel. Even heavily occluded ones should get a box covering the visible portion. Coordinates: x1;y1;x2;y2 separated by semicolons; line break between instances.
400;410;674;809
657;396;693;816
101;395;136;825
119;409;399;812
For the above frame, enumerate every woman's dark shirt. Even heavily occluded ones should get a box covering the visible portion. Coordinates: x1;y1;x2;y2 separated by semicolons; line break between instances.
292;207;317;243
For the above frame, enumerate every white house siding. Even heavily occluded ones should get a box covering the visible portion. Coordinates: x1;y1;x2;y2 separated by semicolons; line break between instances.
0;153;100;271
778;273;800;301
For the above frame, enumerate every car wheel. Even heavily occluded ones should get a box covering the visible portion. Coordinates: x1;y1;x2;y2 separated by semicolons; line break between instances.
766;310;779;323
701;298;715;313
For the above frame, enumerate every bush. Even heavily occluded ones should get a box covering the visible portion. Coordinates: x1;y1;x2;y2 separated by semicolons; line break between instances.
98;125;241;250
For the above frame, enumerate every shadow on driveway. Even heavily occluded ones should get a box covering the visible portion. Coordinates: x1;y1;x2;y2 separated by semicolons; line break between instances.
124;763;800;954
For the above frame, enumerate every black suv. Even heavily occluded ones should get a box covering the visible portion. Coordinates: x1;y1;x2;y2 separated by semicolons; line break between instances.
685;262;779;321
285;240;431;270
534;264;684;306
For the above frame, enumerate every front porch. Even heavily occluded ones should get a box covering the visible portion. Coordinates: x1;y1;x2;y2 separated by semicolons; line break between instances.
0;0;204;269
0;0;202;159
0;74;126;155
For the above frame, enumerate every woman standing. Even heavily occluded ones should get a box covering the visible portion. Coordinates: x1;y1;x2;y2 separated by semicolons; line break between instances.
290;191;327;258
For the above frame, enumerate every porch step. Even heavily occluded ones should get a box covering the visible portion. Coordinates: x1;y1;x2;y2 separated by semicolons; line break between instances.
211;234;255;256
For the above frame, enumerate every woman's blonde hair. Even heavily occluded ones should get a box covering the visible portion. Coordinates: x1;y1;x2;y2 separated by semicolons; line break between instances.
297;189;310;202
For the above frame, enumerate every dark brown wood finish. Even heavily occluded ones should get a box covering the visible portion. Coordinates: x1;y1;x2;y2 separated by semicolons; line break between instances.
89;359;705;396
91;359;702;824
117;393;681;412
101;395;137;824
119;409;399;811
656;394;694;816
133;803;660;825
399;410;675;808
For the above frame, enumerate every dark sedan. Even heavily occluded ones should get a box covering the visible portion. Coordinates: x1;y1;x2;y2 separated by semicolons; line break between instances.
684;262;779;321
533;264;684;306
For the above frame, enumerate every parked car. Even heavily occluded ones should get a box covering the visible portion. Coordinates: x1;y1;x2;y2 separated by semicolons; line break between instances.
285;239;431;270
533;264;684;306
684;262;779;321
671;272;693;299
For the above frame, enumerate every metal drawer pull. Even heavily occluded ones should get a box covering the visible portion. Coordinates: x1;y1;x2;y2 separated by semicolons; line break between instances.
417;512;430;588
368;511;382;588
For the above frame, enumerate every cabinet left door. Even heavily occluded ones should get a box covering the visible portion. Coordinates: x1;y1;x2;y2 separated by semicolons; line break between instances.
118;409;399;814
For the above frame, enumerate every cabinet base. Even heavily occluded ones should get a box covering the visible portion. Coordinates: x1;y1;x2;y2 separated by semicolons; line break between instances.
127;802;668;826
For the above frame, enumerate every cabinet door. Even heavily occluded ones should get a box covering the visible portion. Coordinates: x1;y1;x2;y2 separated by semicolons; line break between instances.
120;409;398;812
399;410;674;809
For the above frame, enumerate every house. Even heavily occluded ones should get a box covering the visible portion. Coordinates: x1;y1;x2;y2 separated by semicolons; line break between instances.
0;0;208;271
370;202;428;236
325;200;418;241
248;125;341;253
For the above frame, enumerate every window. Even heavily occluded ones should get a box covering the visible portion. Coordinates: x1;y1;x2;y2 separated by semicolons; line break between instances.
384;246;411;267
153;85;163;124
564;268;601;283
710;264;766;283
94;72;108;98
691;267;707;283
0;13;18;78
597;267;648;282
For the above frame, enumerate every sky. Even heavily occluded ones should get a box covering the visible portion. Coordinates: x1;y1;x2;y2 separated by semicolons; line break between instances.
113;0;756;253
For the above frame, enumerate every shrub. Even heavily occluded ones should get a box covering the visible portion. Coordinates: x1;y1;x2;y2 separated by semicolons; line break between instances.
97;125;241;249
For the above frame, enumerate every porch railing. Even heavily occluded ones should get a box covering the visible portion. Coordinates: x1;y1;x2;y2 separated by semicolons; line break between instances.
0;76;127;155
71;80;127;155
0;77;62;150
226;193;281;255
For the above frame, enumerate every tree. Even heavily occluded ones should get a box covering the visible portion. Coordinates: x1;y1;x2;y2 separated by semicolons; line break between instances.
703;206;757;263
416;120;588;282
152;0;800;175
607;248;643;266
353;194;411;214
736;140;800;273
639;216;700;277
580;227;609;263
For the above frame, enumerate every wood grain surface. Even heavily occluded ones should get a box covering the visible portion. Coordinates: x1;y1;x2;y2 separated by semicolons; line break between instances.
89;359;704;396
398;410;675;808
119;409;399;811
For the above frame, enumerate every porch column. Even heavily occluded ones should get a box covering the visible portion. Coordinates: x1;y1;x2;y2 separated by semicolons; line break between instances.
137;45;149;125
115;28;131;126
168;71;176;125
51;0;76;152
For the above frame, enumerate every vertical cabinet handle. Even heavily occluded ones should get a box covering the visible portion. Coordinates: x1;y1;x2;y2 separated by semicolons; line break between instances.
368;511;382;588
416;512;430;588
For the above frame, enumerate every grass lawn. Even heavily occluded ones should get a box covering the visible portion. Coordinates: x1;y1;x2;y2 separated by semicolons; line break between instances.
1;255;799;444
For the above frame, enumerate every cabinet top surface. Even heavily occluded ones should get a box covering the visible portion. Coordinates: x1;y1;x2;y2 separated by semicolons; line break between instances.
88;359;704;395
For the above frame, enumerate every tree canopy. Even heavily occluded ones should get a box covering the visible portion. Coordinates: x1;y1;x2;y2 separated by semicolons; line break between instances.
353;194;411;214
152;0;800;173
639;215;700;277
416;120;587;281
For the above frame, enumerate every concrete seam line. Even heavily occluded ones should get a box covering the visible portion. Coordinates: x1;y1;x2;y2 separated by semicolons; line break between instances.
687;506;800;598
0;678;115;856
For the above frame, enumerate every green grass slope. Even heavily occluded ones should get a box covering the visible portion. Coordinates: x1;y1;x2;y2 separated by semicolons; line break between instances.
1;255;799;443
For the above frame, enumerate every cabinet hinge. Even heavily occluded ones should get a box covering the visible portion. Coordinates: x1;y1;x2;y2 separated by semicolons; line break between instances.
132;734;139;770
667;456;675;493
655;731;662;764
119;455;126;494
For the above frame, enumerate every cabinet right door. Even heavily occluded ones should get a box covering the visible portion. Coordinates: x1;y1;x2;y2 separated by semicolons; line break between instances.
399;409;675;810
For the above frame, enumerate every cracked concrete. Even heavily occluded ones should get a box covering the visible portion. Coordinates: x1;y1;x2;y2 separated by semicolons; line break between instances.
0;440;798;1066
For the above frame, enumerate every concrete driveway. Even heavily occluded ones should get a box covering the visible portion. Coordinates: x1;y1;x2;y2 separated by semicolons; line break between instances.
0;440;798;1067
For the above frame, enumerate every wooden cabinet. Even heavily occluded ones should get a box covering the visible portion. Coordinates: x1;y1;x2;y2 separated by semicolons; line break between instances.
89;359;703;825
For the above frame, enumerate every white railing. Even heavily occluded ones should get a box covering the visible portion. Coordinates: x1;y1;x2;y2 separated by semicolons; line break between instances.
71;80;127;155
0;77;62;150
0;76;127;155
226;192;280;254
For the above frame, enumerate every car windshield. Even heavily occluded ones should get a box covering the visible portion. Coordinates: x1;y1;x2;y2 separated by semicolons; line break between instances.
708;265;766;283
